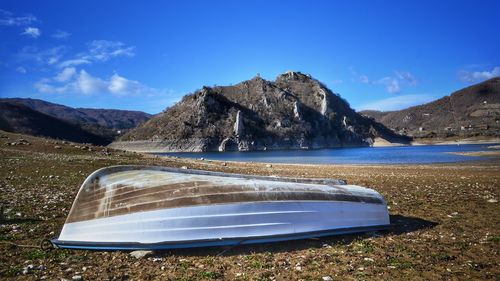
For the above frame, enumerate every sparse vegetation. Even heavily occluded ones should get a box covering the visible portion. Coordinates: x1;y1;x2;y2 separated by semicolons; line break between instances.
0;130;498;280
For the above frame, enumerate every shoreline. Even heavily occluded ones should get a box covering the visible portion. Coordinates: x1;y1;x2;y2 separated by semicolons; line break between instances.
411;137;500;146
111;138;500;153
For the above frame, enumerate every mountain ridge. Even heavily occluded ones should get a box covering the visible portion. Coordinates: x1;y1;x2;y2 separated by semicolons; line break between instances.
1;98;152;130
0;101;110;145
111;71;410;152
360;77;500;140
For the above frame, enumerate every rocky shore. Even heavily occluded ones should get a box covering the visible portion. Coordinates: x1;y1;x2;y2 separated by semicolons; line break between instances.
1;130;499;280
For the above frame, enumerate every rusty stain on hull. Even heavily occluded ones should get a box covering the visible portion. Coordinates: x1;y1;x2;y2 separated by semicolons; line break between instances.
66;166;384;223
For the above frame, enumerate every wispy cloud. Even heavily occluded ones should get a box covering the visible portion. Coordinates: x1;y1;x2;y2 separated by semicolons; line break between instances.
352;69;418;94
18;46;66;66
87;40;136;61
35;69;164;97
0;9;37;26
21;27;41;38
57;40;135;68
395;71;417;86
58;58;91;68
18;40;135;69
357;94;435;111
51;29;71;40
458;66;500;82
16;66;27;74
373;77;401;94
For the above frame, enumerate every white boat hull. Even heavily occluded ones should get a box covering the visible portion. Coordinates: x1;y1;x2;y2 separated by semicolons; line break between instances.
52;166;390;250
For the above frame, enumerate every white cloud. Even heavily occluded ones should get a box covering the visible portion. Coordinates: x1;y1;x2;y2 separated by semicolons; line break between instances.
395;71;417;85
359;75;370;84
34;78;69;93
58;58;91;68
357;94;435;111
16;66;27;73
108;74;144;96
374;77;401;94
18;46;66;66
21;27;41;38
459;66;500;82
34;69;164;97
54;67;76;82
51;30;71;40
352;69;418;94
0;9;37;26
77;70;107;94
57;40;135;68
87;40;136;61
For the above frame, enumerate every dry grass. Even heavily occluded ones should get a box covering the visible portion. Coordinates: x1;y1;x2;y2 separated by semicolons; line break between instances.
0;131;498;280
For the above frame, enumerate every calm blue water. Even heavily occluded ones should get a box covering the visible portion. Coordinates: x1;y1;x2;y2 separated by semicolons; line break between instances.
159;144;495;164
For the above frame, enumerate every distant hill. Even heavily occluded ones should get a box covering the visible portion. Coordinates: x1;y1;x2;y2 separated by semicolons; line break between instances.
1;98;151;130
360;77;500;139
0;101;109;145
111;71;410;152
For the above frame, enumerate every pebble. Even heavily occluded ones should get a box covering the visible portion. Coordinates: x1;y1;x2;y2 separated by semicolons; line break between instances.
129;250;153;259
54;146;62;149
487;198;497;203
72;276;83;281
22;264;34;274
322;277;333;281
266;164;272;168
364;257;374;262
181;166;188;170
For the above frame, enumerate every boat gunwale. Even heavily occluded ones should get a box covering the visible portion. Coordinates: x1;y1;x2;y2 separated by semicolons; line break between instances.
51;224;392;250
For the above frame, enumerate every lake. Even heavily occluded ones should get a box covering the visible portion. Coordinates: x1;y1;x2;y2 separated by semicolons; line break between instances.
157;144;496;164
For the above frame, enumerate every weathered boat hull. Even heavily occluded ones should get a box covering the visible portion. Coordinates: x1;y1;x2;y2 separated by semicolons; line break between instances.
52;166;390;250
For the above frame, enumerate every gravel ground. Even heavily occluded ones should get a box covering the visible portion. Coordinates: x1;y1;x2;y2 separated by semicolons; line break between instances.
0;131;499;280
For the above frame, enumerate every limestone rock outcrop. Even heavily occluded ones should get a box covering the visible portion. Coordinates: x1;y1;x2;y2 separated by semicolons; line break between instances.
113;71;410;152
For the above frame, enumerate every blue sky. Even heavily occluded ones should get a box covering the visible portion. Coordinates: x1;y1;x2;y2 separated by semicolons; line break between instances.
0;0;499;114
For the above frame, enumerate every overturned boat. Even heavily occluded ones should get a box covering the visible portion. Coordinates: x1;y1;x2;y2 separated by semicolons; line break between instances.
52;165;390;250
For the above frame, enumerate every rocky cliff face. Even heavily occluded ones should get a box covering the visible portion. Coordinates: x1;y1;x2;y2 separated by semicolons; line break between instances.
112;72;409;152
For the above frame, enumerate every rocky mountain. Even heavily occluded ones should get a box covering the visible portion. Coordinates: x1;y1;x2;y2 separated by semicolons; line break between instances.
361;77;500;139
111;71;410;152
0;101;109;145
1;98;151;130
